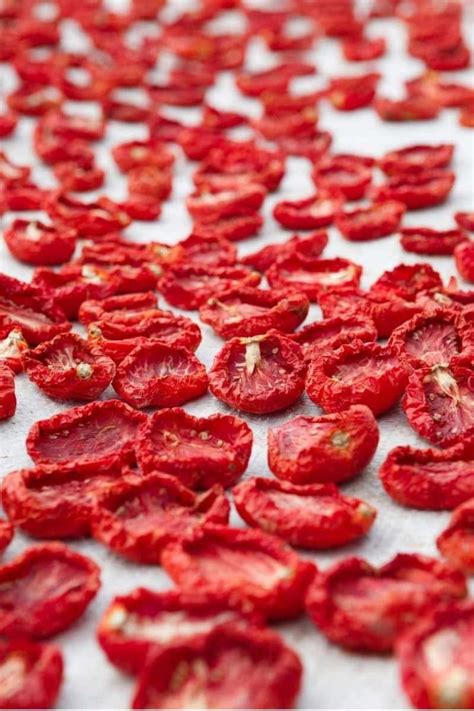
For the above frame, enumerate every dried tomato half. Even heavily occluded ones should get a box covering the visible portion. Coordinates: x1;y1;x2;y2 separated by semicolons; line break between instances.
380;144;454;176
186;184;266;222
0;329;27;373
158;265;260;310
0;519;13;554
273;194;344;230
3;219;77;266
372;170;456;209
78;292;158;325
0;150;31;185
91;474;229;564
267;256;362;302
268;405;379;485
402;356;474;448
342;36;386;61
401;226;469;256
379;440;474;510
396;600;474;709
455;211;474;232
374;95;440;121
335;200;405;241
27;400;147;471
328;72;380;111
199;287;309;339
46;192;131;238
312;156;372;200
112;139;175;173
307;554;467;653
240;231;328;273
113;341;208;409
209;331;306;415
98;587;262;675
131;625;302;709
290;314;377;362
233;477;376;549
191;213;263;243
0;112;17;138
436;497;474;573
0;364;16;421
161;525;315;620
53;161;105;192
307;340;408;416
0;639;63;709
455;241;474;283
0;543;100;638
370;263;443;302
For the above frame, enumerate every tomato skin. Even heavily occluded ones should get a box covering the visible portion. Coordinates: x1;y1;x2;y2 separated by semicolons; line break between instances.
290;314;377;362
53;161;105;192
266;256;363;302
328;73;380;111
379;439;474;510
0;364;16;421
191;213;263;242
3;219;77;266
273;194;343;230
370;263;443;302
372;170;455;209
112;139;174;173
455;211;474;231
335;200;406;241
312;156;373;200
380;144;454;176
241;231;328;273
401;226;469;255
0;639;63;709
78;292;158;325
455;241;474;283
374;95;440;121
437;497;474;573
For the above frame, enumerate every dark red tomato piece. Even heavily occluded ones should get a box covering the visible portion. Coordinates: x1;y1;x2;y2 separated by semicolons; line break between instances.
113;341;208;409
3;219;77;266
396;600;474;710
342;36;386;61
307;340;408;416
240;231;328;273
97;587;262;675
268;406;379;485
374;95;440;121
53;161;105;192
0;364;16;421
267;256;362;302
191;213;263;242
401;227;469;255
45;192;131;238
328;73;380;111
209;331;306;415
306;554;467;653
0;328;28;373
158;265;260;310
380;144;454;176
379;440;474;510
23;332;116;402
389;309;474;368
335;200;406;241
161;525;316;620
372;170;456;209
290;314;377;362
199;287;309;339
0;519;13;554
0;543;100;638
91;473;229;564
1;462;138;539
112;139;174;173
455;211;474;232
78;292;158;325
27;400;147;471
455;241;474;283
402;355;474;448
137;408;252;490
0;640;63;709
187;185;266;223
233;477;376;549
0;273;70;345
273;194;344;230
437;498;474;573
370;263;443;302
131;625;302;710
312;157;372;200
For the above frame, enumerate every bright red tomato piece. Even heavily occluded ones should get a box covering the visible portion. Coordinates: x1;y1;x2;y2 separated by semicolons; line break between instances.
267;257;363;302
0;640;63;709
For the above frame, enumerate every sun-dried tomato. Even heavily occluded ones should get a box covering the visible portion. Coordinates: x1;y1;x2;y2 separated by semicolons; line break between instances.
380;439;474;510
0;181;50;212
455;211;474;232
53;161;104;192
307;340;408;416
169;234;237;268
459;100;474;128
33;123;95;167
0;543;100;638
0;150;31;186
396;600;474;709
40;108;105;142
0;328;28;373
312;156;373;200
273;194;344;230
7;83;62;116
372;170;456;209
380;144;454;176
3;219;77;266
252;107;318;143
137;408;252;489
401;226;469;256
112;139;174;173
127;164;172;202
455;241;474;283
328;73;380;111
275;129;333;161
241;231;328;273
374;95;440;121
0;639;63;709
196;142;285;192
27;399;146;471
0;364;16;421
102;96;150;123
78;292;158;325
91;473;229;564
437;497;474;573
0;519;13;554
236;62;315;97
234;477;376;549
199;287;309;339
402;355;474;448
336;200;405;241
162;524;315;620
290;314;378;362
201;104;247;131
120;194;162;221
0;112;17;138
158;264;260;310
342;36;386;61
267;256;363;303
98;587;262;675
406;73;474;109
192;213;263;243
187;184;266;223
371;263;443;302
306;553;467;653
209;331;306;415
46;192;131;238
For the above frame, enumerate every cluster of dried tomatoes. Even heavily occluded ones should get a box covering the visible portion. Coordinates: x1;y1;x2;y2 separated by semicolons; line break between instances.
0;0;473;708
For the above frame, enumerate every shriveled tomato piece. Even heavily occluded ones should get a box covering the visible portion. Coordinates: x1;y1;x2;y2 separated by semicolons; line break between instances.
91;473;229;564
3;219;77;266
335;200;405;241
273;194;343;230
78;292;158;325
268;406;379;485
0;519;13;554
375;95;440;121
1;462;139;539
137;408;252;489
380;440;474;510
455;241;474;283
312;157;372;200
132;625;302;709
380;144;454;175
0;543;100;638
307;340;408;416
97;587;263;675
437;497;474;573
0;364;15;421
240;231;328;273
112;139;175;173
158;265;260;310
161;525;315;620
0;328;26;373
46;192;131;238
403;356;474;448
209;331;306;415
370;263;443;302
397;600;474;709
186;184;266;222
342;36;386;61
328;73;380;110
290;314;377;362
27;400;147;471
233;477;376;548
0;150;30;185
113;341;208;409
401;226;469;255
191;213;263;242
267;256;362;302
24;332;116;402
199;287;309;339
455;212;474;232
306;554;467;652
0;639;63;709
372;170;456;209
